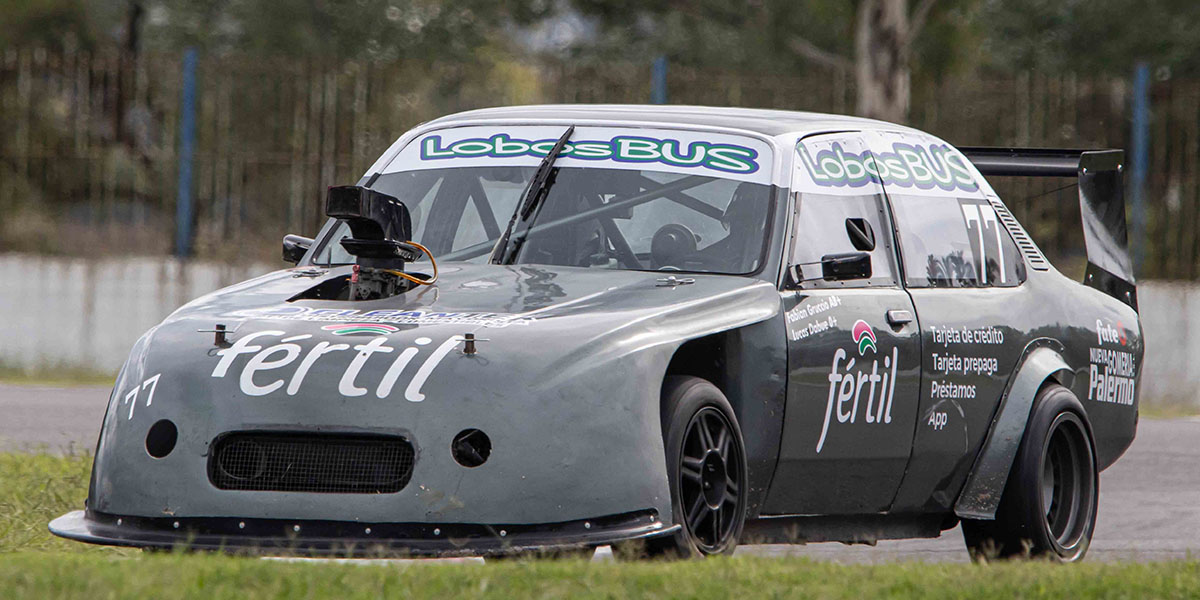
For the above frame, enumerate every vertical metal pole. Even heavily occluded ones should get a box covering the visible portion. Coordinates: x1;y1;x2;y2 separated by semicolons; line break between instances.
651;55;668;105
176;47;197;258
1130;61;1150;276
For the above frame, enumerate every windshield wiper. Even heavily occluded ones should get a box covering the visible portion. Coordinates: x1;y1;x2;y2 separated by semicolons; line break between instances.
491;125;575;264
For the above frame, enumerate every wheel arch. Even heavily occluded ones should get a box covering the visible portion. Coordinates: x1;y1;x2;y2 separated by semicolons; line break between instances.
662;319;787;518
953;339;1079;520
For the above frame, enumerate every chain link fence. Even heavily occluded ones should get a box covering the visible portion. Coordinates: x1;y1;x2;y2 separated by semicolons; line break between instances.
0;47;1195;279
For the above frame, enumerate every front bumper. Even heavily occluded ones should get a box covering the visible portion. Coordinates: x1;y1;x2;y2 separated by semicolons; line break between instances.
49;508;676;557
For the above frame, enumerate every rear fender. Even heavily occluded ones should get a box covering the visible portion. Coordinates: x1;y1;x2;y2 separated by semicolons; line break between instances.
954;340;1072;520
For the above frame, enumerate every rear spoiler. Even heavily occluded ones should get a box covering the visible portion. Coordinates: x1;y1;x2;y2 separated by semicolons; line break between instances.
961;147;1136;310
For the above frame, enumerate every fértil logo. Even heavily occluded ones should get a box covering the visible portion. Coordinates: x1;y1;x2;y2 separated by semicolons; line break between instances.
852;320;877;355
322;323;400;336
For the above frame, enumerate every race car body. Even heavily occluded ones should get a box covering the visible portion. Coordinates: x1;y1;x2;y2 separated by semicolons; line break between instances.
51;105;1142;561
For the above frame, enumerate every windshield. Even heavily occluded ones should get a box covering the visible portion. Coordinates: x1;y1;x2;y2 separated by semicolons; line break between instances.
312;127;775;275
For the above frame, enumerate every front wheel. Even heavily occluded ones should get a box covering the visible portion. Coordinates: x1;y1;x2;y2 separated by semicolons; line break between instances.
962;384;1098;562
617;376;748;559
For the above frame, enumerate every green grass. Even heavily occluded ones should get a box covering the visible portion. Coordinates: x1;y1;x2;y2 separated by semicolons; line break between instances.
0;551;1197;599
1140;402;1200;420
0;452;126;554
0;364;114;387
2;452;1199;599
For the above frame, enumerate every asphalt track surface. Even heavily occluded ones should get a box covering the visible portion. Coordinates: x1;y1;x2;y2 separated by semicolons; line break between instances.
3;383;1196;563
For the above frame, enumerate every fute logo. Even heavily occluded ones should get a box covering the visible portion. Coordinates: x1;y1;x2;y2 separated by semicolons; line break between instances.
1095;319;1126;346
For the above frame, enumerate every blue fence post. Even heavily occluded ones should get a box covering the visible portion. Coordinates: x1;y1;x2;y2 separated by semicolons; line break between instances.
175;47;198;259
1129;61;1150;277
651;55;668;105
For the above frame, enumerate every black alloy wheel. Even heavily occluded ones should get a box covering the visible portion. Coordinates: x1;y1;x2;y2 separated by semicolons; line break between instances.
1038;411;1095;556
962;384;1097;562
678;406;743;552
616;376;747;559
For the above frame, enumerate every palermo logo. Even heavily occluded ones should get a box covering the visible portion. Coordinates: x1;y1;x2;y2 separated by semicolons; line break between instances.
852;320;877;355
321;323;401;336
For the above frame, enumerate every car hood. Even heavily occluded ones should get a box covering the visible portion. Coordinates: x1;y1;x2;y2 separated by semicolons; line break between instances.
160;262;781;387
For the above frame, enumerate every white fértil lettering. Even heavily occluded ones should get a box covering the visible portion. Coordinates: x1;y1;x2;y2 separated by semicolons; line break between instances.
339;337;395;397
287;341;350;395
817;346;899;453
376;337;431;398
210;331;462;400
212;330;285;378
242;342;303;396
405;336;461;403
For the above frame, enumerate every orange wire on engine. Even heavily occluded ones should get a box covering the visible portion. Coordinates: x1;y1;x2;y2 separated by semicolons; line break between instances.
384;240;438;286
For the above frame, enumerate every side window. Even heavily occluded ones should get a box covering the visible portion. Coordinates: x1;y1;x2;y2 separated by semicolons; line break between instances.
790;192;898;287
890;195;1026;288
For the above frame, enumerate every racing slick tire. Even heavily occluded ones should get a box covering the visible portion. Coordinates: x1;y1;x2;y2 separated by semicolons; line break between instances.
962;384;1098;562
616;376;748;559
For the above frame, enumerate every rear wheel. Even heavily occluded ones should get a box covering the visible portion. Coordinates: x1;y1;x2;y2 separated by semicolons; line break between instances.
962;384;1098;562
616;376;747;559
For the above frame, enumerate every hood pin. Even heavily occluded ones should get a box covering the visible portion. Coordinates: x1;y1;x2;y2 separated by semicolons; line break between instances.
461;333;489;355
197;323;232;347
656;275;695;287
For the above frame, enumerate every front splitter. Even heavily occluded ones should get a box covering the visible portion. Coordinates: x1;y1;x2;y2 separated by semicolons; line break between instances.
49;508;677;557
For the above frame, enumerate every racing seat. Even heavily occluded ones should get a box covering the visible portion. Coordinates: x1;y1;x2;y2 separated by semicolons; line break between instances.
519;188;606;268
698;182;769;272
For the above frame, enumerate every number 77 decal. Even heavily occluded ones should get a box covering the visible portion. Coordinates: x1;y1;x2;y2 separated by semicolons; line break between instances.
960;202;1005;285
122;374;162;420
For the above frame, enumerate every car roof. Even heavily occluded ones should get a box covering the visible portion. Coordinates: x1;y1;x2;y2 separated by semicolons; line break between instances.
425;104;917;138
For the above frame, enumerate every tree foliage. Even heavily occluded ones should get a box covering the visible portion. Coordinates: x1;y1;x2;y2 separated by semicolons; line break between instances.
0;0;124;51
5;0;1200;77
144;0;553;60
563;0;978;80
977;0;1200;75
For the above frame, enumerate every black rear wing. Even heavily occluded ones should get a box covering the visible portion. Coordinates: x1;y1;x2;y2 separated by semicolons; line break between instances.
961;147;1136;310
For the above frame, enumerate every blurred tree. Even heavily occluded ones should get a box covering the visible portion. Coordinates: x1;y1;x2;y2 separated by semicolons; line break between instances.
564;0;979;121
0;0;125;52
140;0;553;60
977;0;1200;75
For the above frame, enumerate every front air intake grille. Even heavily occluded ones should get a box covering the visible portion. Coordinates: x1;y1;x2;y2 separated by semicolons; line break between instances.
208;432;415;494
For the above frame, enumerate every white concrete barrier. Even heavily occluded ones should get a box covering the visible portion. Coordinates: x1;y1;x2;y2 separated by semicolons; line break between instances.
1135;281;1200;407
0;254;1193;407
0;254;274;373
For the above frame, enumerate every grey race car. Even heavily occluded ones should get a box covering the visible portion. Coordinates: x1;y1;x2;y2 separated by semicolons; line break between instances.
50;105;1142;561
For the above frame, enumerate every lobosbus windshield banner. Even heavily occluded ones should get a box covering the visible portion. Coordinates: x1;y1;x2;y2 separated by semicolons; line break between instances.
383;126;775;185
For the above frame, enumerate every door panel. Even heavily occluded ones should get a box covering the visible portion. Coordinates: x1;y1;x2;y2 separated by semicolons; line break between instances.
762;133;922;515
765;289;922;514
854;130;1030;513
888;288;1026;512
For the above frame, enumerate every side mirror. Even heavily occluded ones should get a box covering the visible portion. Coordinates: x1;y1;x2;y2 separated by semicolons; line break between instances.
821;252;872;281
282;234;313;264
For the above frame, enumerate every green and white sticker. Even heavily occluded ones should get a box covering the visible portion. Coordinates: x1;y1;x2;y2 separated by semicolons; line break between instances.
385;126;774;184
794;131;985;198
